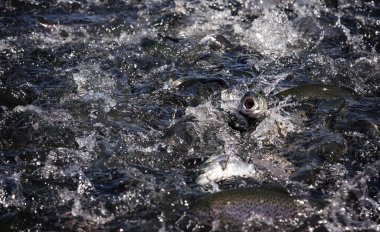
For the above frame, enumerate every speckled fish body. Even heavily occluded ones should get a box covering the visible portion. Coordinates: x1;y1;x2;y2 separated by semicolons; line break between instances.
191;187;308;225
275;84;359;100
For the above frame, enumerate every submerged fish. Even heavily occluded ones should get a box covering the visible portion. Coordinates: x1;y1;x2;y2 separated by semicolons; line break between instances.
275;84;359;100
190;186;312;228
171;77;229;89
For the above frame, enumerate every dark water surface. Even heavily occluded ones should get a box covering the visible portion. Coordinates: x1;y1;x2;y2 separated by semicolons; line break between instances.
0;0;379;231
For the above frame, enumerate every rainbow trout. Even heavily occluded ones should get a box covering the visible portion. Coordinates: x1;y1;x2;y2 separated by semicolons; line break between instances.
239;84;358;119
275;84;359;100
190;186;313;228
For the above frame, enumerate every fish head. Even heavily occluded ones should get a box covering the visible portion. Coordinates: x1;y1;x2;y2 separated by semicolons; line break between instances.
239;91;268;120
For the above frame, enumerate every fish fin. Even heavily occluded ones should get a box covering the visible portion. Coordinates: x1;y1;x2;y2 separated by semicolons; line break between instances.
260;183;290;194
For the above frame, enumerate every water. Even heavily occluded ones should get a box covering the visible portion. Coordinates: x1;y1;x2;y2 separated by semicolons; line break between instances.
0;0;379;231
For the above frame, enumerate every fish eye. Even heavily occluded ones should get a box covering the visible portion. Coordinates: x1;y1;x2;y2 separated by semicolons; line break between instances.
243;97;255;110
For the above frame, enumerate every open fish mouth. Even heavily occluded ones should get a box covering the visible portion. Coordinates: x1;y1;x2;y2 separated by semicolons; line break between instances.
238;91;268;120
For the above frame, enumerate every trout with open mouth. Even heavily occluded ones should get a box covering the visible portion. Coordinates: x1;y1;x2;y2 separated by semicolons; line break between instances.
230;83;359;132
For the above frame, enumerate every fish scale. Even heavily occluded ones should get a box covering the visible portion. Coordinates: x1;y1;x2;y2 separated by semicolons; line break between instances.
191;186;310;226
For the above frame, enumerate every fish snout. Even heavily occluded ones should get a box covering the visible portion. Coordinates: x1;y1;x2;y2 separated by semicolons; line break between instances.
239;92;268;120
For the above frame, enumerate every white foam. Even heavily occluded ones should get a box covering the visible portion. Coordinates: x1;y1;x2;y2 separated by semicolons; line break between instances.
292;0;326;16
12;105;73;125
72;64;115;95
251;101;301;148
196;154;257;189
0;173;24;208
71;197;115;225
61;62;117;113
41;148;94;179
185;101;224;124
179;9;233;39
235;9;302;58
220;88;247;112
75;132;97;152
326;161;380;231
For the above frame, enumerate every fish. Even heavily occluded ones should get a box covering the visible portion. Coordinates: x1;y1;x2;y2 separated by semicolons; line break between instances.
195;154;262;187
238;91;268;120
171;77;229;89
190;186;313;228
239;84;358;120
209;35;234;50
274;84;359;100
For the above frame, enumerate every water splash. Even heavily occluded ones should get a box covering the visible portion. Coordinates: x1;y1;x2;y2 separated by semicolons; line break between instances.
235;9;302;58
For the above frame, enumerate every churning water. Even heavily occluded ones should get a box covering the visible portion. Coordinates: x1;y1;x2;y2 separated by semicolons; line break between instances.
0;0;379;231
